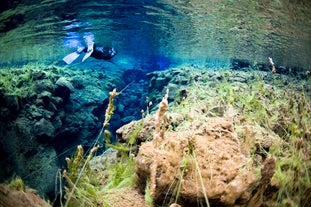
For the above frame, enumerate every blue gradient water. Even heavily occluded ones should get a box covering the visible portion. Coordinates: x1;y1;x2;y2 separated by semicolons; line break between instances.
0;0;310;70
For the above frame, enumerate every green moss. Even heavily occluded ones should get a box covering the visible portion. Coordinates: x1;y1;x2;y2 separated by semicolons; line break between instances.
129;120;144;145
7;176;26;191
145;180;153;207
0;64;60;99
103;154;136;190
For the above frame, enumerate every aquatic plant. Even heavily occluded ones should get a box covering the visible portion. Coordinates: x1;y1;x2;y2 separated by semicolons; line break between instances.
103;154;136;190
62;86;138;207
6;176;26;191
63;145;101;207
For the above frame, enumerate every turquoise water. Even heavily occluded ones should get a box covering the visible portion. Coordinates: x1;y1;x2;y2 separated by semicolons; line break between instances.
0;0;311;70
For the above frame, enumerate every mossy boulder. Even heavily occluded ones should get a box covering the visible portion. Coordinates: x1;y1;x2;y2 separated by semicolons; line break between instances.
135;117;258;206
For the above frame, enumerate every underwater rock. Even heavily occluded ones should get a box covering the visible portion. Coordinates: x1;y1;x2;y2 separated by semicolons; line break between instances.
0;93;20;120
135;117;258;206
0;183;52;207
122;69;146;84
121;116;136;125
55;77;74;92
154;76;171;89
0;94;20;111
118;103;125;112
0;107;10;120
31;70;47;80
98;188;147;207
33;79;55;95
147;71;171;91
109;114;122;132
0;64;133;202
33;118;56;142
116;112;184;154
55;77;74;101
71;76;85;89
230;58;251;70
38;91;52;105
117;116;155;154
146;68;196;105
0;116;59;198
22;147;59;199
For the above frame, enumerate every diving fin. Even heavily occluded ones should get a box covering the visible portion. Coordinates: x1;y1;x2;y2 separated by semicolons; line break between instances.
63;47;85;64
63;51;81;64
82;42;94;62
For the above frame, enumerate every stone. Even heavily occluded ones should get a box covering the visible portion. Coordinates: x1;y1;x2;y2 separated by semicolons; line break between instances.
0;183;52;207
55;77;74;92
31;70;47;80
33;118;55;142
38;91;52;105
0;94;20;112
118;104;125;112
135;117;258;206
54;77;74;101
33;79;54;94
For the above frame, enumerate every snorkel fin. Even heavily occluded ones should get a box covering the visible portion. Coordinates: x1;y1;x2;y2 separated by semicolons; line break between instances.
81;42;94;62
62;47;85;64
63;32;95;64
81;33;94;62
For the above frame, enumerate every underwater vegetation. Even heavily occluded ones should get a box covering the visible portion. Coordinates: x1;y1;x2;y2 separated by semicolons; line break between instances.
58;66;310;207
0;63;310;207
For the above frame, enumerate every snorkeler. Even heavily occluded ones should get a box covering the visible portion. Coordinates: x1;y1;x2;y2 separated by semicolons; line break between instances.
63;44;117;64
63;33;117;64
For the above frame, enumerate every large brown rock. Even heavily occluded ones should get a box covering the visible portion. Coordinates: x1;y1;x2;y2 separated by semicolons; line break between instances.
0;184;52;207
135;117;258;206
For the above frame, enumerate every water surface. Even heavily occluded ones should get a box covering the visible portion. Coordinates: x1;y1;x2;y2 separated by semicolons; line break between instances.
0;0;310;70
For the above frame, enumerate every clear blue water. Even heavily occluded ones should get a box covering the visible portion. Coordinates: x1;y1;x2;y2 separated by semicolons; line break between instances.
0;0;311;70
0;1;311;204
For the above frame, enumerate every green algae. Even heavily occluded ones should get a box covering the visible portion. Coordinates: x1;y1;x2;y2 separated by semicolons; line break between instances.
0;63;63;99
7;176;26;191
63;145;136;207
62;86;137;207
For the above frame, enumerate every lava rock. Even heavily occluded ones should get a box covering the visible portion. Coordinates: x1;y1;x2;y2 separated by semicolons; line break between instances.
33;118;56;142
31;70;47;80
55;77;74;101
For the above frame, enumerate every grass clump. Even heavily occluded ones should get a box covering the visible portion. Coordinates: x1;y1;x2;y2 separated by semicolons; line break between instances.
103;154;136;190
62;86;137;207
7;176;26;191
63;145;101;207
62;145;137;207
